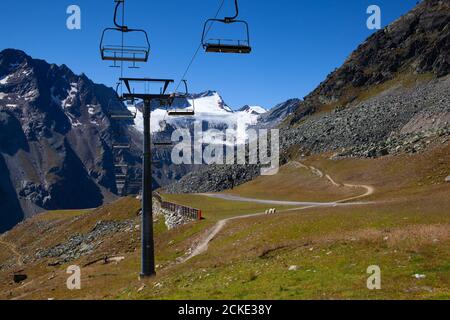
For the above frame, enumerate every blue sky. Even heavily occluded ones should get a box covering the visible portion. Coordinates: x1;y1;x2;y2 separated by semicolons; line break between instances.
0;0;418;109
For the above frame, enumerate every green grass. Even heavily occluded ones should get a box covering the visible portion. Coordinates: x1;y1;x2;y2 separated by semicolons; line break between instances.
130;196;450;300
1;148;449;300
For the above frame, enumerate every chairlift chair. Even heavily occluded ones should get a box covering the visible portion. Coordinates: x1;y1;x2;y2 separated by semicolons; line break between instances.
167;80;196;117
127;182;142;188
112;143;132;150
153;142;173;147
109;99;138;120
201;0;251;54
100;0;151;65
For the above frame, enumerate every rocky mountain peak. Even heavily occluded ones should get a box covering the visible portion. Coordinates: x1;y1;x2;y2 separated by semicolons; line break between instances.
0;49;31;70
288;0;449;124
0;49;139;232
239;105;267;115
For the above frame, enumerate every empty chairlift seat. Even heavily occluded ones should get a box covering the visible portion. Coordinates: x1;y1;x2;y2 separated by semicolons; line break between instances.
167;80;196;116
153;141;174;147
112;143;132;150
109;99;138;120
100;29;150;63
201;0;252;54
109;110;137;120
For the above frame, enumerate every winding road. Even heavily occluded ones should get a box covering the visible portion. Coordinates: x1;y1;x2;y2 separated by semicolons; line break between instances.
180;162;375;263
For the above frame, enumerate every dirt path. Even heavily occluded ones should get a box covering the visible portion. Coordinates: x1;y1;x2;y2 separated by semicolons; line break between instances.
180;162;376;263
199;193;339;207
0;239;23;267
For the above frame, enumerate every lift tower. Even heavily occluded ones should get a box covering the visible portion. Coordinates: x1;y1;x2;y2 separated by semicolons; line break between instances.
120;78;174;277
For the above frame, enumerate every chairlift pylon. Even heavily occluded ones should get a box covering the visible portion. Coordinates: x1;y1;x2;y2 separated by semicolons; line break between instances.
100;0;151;64
201;0;251;54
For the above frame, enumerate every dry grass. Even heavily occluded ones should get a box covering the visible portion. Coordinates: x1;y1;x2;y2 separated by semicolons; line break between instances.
0;143;449;300
224;162;361;202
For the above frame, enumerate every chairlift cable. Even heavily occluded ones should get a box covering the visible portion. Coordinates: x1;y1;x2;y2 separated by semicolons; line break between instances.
174;0;226;93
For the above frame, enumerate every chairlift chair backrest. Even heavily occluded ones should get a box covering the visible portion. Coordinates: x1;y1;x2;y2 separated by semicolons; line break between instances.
201;0;251;54
100;0;151;64
100;28;151;63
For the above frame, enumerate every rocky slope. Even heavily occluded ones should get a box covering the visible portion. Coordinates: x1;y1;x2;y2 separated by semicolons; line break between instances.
281;75;450;159
288;0;449;125
281;0;450;159
166;0;450;194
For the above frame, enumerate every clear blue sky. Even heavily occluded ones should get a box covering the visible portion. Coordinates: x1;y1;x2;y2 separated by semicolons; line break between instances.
0;0;418;109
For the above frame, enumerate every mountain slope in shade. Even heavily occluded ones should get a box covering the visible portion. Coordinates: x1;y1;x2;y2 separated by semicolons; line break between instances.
0;49;140;232
0;49;274;232
257;99;301;129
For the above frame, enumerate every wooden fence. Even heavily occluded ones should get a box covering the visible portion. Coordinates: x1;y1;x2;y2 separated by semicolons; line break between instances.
153;192;202;221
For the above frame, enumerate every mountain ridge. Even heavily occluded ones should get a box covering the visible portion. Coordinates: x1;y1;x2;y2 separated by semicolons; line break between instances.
0;48;139;232
0;49;274;232
166;0;450;194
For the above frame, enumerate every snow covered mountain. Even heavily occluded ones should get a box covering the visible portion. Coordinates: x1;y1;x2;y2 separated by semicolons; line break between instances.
239;105;267;115
0;49;274;232
131;91;268;136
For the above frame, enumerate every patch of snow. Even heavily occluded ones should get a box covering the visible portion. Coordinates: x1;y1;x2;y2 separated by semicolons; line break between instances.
61;83;78;109
130;106;169;134
191;92;232;114
0;75;11;85
6;104;18;108
241;105;267;115
24;89;38;101
150;109;171;133
0;92;7;99
87;106;96;115
22;69;32;77
69;83;78;94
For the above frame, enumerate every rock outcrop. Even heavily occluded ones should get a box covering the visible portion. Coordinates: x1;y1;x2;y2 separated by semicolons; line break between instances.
0;49;140;232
